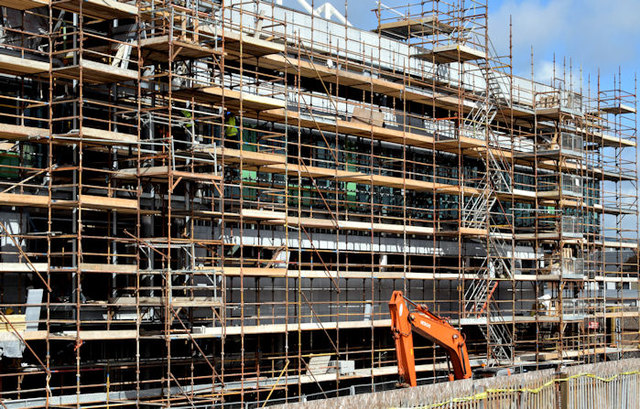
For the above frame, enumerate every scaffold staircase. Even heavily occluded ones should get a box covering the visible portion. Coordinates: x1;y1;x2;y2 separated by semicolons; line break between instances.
481;306;513;362
461;182;494;229
461;44;515;365
462;102;496;139
461;167;504;231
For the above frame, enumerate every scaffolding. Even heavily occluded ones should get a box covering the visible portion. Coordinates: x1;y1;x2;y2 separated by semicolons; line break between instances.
0;0;637;407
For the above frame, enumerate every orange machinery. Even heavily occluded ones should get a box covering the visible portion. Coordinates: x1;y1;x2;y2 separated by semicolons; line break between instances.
389;290;472;386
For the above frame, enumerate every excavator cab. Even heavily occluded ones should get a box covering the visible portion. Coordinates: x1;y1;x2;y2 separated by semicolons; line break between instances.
389;290;472;386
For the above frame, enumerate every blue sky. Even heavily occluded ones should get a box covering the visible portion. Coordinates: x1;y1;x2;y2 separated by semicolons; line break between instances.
290;0;639;93
488;0;639;91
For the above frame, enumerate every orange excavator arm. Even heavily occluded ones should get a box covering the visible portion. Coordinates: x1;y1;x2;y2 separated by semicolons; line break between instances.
389;290;472;386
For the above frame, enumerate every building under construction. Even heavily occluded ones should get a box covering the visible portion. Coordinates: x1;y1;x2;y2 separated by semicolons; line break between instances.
0;0;637;407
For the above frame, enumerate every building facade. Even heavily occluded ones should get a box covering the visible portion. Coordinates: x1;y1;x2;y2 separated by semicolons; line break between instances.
0;0;637;407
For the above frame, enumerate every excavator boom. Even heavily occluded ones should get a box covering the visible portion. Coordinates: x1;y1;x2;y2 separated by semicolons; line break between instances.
389;290;472;386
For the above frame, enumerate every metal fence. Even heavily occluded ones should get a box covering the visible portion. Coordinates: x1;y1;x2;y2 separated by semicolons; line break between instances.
276;358;640;409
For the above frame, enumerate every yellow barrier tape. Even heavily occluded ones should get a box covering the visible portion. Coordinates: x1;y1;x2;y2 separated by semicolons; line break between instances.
390;370;640;409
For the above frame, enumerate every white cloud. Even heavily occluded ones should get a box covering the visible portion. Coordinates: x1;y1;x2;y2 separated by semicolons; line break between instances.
489;0;640;85
534;60;556;86
280;0;639;87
